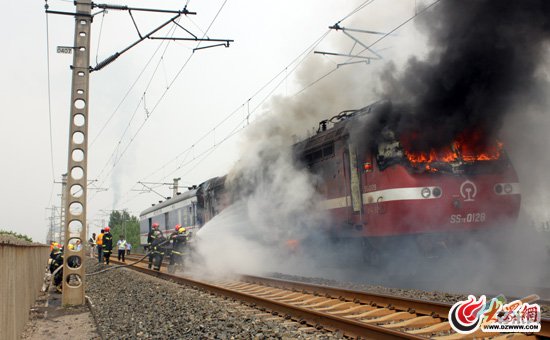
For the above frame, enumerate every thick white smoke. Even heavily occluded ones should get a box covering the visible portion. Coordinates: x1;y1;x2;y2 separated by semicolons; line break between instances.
189;1;550;302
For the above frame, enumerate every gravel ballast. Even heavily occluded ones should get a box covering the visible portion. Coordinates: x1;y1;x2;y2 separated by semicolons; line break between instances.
84;259;343;339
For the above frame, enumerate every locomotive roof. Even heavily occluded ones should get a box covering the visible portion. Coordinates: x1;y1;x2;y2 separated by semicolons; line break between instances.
139;188;198;217
293;104;374;152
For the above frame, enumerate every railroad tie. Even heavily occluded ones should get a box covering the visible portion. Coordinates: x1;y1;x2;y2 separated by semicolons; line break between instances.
344;307;394;319
329;304;376;316
382;315;441;329
406;321;451;335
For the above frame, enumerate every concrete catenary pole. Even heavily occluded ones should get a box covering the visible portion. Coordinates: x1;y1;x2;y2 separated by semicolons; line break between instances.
61;0;91;306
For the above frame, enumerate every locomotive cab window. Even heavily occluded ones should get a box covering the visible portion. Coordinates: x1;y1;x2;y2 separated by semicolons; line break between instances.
377;140;404;170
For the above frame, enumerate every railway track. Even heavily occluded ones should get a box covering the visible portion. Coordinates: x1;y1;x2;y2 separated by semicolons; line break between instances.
110;254;549;339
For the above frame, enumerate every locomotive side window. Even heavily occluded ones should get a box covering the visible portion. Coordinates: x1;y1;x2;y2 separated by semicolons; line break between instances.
304;142;335;165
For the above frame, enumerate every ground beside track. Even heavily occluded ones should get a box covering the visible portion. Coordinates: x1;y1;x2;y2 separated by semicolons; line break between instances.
20;281;100;339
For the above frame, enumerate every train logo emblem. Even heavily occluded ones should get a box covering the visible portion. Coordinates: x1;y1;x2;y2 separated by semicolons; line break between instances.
460;180;477;201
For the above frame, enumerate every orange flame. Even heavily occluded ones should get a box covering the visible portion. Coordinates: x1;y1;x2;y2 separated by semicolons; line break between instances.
403;130;503;168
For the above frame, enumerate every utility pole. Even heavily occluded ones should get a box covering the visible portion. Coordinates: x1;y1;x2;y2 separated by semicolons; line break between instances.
59;0;92;306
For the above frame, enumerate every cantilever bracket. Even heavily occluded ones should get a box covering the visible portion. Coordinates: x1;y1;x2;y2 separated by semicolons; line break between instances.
314;23;389;65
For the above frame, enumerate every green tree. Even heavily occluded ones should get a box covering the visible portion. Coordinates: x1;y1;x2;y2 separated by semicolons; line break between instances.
107;210;140;252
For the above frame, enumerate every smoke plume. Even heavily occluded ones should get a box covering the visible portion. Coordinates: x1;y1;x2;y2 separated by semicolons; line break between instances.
371;0;550;151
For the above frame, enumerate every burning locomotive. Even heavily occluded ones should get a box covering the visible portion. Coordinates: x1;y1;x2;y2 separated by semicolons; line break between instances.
295;104;521;253
139;103;521;257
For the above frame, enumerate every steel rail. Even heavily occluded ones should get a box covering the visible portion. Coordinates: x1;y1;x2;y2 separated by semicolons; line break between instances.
239;274;451;318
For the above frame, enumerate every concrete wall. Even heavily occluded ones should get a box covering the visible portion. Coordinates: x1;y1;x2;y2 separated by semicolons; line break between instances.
0;242;49;340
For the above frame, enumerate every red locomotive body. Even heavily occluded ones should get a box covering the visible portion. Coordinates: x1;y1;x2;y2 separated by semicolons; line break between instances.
295;108;521;245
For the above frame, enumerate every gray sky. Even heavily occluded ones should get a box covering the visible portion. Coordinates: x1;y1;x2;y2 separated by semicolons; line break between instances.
0;0;429;243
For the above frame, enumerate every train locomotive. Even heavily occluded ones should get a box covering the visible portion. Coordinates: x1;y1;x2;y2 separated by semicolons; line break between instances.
140;103;521;258
294;105;521;257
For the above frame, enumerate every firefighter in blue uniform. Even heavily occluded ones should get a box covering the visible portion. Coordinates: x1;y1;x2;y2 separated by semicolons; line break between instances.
168;225;187;272
147;223;165;270
102;226;113;265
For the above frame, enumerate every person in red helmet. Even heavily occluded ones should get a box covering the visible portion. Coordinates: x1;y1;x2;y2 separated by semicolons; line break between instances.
102;226;113;265
147;223;162;248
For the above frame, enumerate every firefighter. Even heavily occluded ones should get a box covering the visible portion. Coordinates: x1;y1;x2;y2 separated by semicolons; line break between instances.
49;242;59;259
49;245;64;292
67;244;81;268
102;226;113;265
168;225;187;271
147;223;165;270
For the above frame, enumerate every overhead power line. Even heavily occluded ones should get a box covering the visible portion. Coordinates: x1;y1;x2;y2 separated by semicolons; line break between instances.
94;0;384;212
96;0;439;214
90;0;233;202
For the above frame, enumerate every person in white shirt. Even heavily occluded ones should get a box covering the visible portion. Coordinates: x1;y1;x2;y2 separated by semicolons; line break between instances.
117;236;127;262
88;233;96;258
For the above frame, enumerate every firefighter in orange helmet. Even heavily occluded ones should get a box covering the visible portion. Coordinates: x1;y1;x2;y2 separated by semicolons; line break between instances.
102;226;113;265
167;225;187;273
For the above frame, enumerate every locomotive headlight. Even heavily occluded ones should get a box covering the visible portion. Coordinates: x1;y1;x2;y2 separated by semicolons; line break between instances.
421;187;431;198
494;184;503;194
432;187;442;198
504;183;513;194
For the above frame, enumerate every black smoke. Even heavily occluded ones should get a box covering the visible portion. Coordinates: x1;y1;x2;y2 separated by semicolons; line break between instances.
370;0;550;152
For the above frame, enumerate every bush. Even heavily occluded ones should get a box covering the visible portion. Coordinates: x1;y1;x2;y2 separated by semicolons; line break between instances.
0;230;33;242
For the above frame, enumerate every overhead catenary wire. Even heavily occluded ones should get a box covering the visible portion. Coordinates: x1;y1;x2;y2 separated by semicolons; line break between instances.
95;10;106;66
145;0;441;197
91;23;180;183
140;28;332;184
44;1;56;208
90;0;231;201
90;23;179;148
141;0;377;184
294;0;442;97
94;0;381;212
97;0;439;217
337;0;376;25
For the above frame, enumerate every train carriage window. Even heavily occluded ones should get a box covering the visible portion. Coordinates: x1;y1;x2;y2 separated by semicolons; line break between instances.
188;206;193;226
180;207;186;227
179;207;184;226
